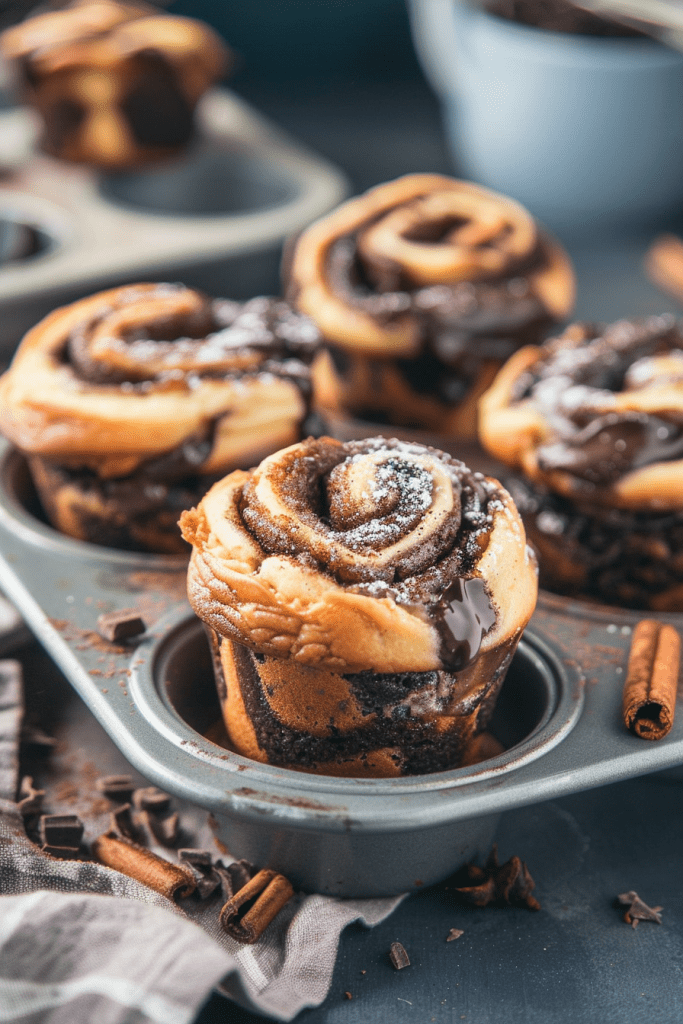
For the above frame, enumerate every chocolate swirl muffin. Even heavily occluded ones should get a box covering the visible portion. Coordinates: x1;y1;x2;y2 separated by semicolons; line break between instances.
180;436;538;776
287;174;575;437
479;315;683;609
0;283;320;553
0;0;229;168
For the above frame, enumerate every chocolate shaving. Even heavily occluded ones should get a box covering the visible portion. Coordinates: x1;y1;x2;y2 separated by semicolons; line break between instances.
96;774;134;802
110;803;139;842
139;809;180;847
17;775;44;816
97;609;146;643
214;864;235;902
39;814;84;849
452;845;540;910
133;786;171;813
219;868;294;943
178;849;221;900
92;831;195;900
447;928;464;942
389;941;410;970
617;891;663;928
215;857;255;898
622;620;680;740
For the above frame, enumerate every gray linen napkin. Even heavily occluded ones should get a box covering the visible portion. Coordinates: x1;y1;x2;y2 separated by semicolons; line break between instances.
0;659;403;1023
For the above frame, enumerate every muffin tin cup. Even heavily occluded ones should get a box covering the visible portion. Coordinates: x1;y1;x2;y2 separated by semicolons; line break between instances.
0;439;682;896
0;89;349;355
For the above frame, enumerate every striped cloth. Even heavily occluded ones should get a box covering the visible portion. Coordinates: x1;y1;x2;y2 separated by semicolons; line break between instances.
0;659;402;1023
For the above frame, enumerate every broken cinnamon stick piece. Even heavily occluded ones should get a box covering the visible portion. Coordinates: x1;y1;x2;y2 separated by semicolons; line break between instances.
219;867;294;943
92;831;195;900
645;234;683;303
623;620;680;740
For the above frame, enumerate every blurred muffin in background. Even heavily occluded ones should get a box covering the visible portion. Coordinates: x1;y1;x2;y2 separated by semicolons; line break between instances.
287;174;574;438
0;0;229;168
479;315;683;610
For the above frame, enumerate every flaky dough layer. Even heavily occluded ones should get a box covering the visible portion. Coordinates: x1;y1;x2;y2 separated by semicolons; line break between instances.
181;436;537;674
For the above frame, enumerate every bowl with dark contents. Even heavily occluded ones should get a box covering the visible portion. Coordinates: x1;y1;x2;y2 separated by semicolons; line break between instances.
408;0;683;229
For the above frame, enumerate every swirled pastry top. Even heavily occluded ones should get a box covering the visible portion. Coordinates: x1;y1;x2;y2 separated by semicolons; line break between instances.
180;436;538;674
287;174;575;359
479;315;683;511
1;0;228;103
0;284;320;478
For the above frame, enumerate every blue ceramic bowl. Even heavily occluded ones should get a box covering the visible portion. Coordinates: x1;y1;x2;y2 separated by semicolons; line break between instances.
409;0;683;231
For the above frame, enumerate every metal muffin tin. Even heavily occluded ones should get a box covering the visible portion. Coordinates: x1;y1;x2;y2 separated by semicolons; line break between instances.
0;88;349;353
0;440;681;897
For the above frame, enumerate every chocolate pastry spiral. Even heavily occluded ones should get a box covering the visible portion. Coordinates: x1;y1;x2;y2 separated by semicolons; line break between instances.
0;283;320;552
1;0;229;168
287;174;575;436
181;437;537;776
479;316;683;609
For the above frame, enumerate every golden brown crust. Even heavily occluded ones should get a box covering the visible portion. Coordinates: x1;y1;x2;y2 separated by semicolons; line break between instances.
288;174;575;359
479;318;683;513
181;436;537;674
0;284;311;480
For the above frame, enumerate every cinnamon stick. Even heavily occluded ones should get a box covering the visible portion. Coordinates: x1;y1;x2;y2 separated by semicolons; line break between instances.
92;831;195;900
645;234;683;302
622;619;680;740
219;867;294;943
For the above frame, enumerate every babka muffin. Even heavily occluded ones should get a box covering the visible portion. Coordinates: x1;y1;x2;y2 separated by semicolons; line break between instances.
180;435;538;776
479;315;683;610
0;283;320;553
287;173;575;437
0;0;229;168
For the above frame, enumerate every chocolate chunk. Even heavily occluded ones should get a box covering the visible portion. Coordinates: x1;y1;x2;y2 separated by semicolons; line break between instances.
447;928;464;942
133;786;171;813
39;814;84;849
389;942;410;970
178;848;213;869
97;609;146;643
227;860;255;892
140;810;179;847
41;844;81;860
17;776;44;816
617;891;663;928
178;849;221;899
97;774;134;801
110;803;139;841
452;844;540;910
214;865;234;901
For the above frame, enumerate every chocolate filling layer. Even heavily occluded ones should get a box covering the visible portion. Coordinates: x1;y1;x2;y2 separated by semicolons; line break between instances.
231;643;508;775
509;475;683;609
514;316;683;487
324;238;555;410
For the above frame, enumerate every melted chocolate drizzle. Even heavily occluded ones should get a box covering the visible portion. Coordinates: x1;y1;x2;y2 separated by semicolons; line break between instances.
433;577;497;672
